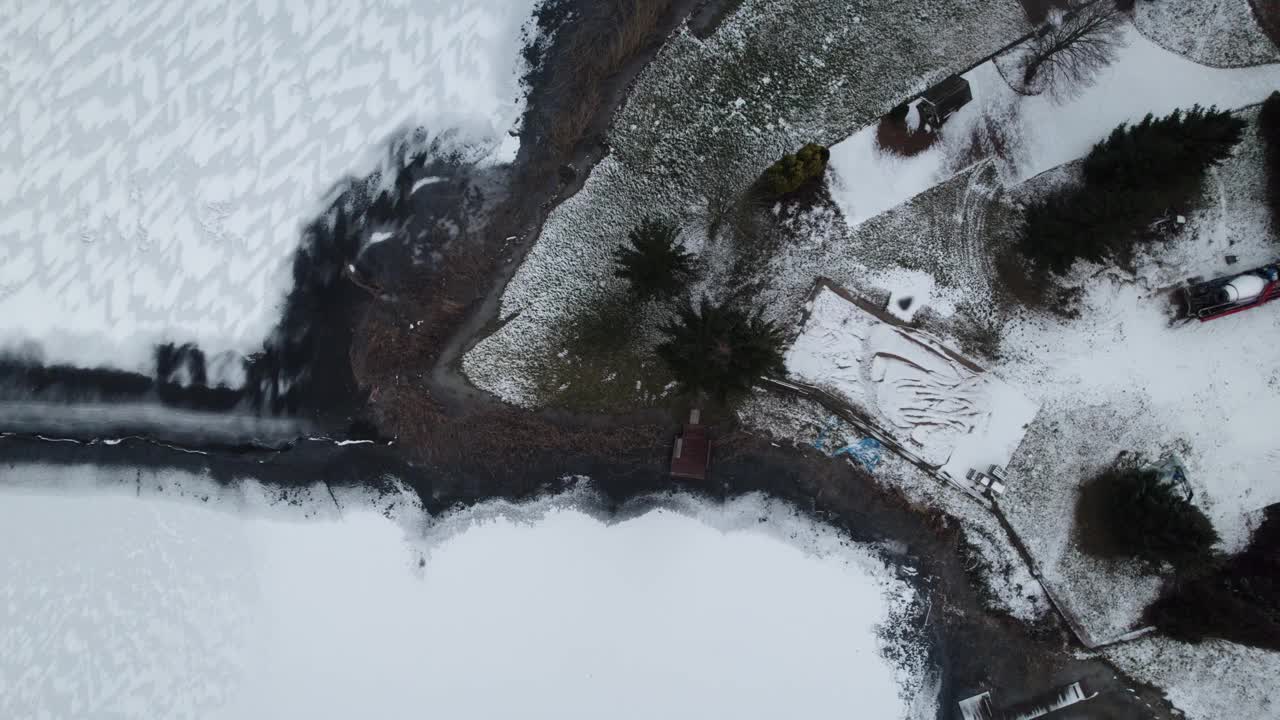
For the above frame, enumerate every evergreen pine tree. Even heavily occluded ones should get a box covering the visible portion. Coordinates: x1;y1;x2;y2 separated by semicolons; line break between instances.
1146;506;1280;651
656;298;785;401
1085;467;1220;571
1084;106;1246;190
1259;92;1280;235
612;219;694;300
1021;106;1247;274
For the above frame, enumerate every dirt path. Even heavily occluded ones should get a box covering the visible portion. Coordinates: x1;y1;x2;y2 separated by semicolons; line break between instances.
420;0;713;418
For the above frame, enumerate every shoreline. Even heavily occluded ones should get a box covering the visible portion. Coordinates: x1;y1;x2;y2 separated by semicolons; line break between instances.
0;2;1190;717
0;424;1175;718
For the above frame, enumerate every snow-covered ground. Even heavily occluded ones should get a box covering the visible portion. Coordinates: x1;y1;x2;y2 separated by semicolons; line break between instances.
1106;636;1280;720
786;286;1038;485
738;391;1051;623
827;24;1280;230
1134;0;1280;68
1014;112;1277;519
985;106;1280;645
1;467;936;719
0;0;540;377
462;0;1032;407
748;31;1280;648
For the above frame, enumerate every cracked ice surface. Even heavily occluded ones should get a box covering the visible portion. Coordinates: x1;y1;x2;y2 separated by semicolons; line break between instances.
0;0;539;376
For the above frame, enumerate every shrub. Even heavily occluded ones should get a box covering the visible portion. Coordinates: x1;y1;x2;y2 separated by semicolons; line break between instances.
656;297;785;401
612;219;694;300
1021;106;1247;274
1260;91;1280;236
758;143;830;198
1146;506;1280;651
1076;465;1219;572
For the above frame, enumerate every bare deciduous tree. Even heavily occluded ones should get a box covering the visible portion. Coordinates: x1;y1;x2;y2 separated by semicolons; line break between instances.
1021;2;1126;99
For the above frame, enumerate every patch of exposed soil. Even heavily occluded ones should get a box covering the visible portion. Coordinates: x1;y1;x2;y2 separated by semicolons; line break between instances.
1251;0;1280;48
875;115;940;157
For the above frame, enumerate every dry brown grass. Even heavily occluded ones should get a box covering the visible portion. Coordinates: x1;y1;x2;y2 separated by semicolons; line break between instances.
348;244;488;450
349;241;664;465
544;0;675;159
1252;0;1280;50
350;0;685;461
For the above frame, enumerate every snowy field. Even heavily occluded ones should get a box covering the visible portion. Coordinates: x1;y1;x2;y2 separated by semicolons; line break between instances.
462;0;1031;407
1106;635;1280;720
0;0;539;377
737;390;1051;623
1134;0;1280;68
827;24;1280;230
736;20;1280;652
785;286;1038;485
986;107;1280;646
0;467;936;720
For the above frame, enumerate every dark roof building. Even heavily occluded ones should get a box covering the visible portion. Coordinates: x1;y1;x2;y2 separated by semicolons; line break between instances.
919;74;972;129
670;409;710;481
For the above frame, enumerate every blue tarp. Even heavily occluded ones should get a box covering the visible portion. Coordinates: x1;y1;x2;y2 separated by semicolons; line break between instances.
835;438;884;472
812;416;883;472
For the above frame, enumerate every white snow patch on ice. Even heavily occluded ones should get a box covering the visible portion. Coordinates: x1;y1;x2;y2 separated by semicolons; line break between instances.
0;0;541;376
410;175;447;194
0;466;935;720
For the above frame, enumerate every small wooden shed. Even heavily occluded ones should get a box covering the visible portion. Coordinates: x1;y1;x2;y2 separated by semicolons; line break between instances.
918;75;972;129
670;409;710;481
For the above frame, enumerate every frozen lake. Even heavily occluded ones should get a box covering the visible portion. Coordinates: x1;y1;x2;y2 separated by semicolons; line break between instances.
0;0;539;377
0;468;934;719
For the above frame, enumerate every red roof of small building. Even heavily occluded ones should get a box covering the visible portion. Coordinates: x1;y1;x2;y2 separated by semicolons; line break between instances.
670;424;710;480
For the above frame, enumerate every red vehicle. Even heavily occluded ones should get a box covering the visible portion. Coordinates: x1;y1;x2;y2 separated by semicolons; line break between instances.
1182;262;1280;321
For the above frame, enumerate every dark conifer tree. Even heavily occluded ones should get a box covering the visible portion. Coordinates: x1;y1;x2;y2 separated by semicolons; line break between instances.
1259;92;1280;235
1084;106;1246;189
1021;106;1247;273
612;219;694;300
1146;506;1280;651
1081;466;1219;572
656;298;785;401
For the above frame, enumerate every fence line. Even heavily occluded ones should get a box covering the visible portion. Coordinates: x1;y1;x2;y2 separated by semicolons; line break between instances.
756;374;1157;650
